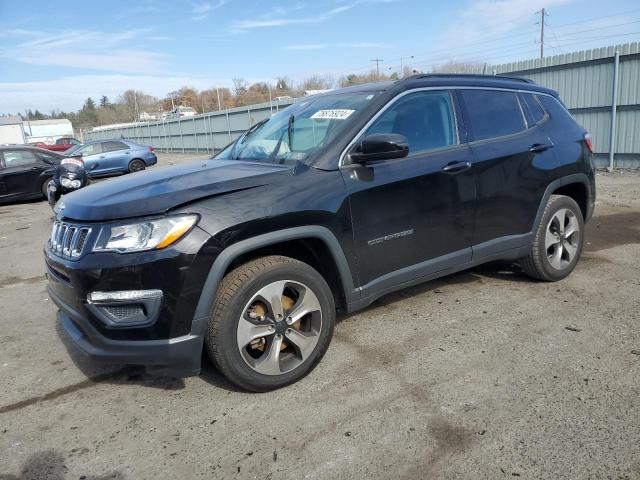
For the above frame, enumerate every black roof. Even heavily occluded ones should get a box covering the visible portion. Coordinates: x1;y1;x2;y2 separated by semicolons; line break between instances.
324;73;556;97
0;145;65;156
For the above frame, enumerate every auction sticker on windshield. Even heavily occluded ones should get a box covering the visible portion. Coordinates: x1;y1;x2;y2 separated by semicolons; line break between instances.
310;109;355;120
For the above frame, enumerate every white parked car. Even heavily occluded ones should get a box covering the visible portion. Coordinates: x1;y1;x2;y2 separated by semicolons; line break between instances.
170;106;197;118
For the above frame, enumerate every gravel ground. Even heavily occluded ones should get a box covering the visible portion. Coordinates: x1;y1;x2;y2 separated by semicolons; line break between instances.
0;155;638;479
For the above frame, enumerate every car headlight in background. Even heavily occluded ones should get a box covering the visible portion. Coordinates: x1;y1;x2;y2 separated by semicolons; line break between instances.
60;177;82;189
93;215;198;253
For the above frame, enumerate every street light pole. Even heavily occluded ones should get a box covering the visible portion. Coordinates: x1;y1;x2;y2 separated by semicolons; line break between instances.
400;55;414;77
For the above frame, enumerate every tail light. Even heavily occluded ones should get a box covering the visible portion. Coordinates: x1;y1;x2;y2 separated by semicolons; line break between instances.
148;146;155;153
584;133;594;154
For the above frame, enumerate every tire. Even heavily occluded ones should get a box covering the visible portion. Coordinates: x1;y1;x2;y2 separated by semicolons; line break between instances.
41;178;51;199
520;194;585;281
205;255;335;392
128;159;146;173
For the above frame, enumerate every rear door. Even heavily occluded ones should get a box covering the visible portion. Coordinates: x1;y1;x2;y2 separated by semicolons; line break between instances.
0;150;44;199
100;141;131;172
341;89;476;294
459;88;554;252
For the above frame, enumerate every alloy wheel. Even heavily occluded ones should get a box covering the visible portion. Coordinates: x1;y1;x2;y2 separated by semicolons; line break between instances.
545;208;580;270
236;280;323;376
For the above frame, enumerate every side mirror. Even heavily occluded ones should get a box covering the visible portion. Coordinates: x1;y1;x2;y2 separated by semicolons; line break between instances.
348;133;409;163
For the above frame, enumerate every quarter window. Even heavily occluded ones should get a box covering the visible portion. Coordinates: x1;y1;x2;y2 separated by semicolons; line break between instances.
521;93;546;125
363;90;457;155
461;90;526;141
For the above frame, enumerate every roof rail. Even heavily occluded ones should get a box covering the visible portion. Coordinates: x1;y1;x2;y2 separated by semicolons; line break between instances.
407;73;535;84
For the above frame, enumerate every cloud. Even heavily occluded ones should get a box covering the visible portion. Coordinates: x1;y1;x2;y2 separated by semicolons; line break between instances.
1;29;168;75
189;0;229;21
283;44;329;50
339;42;393;48
230;0;398;33
443;0;574;48
283;42;391;51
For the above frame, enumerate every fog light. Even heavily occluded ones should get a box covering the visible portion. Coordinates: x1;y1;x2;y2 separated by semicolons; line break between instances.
88;290;162;303
86;290;163;328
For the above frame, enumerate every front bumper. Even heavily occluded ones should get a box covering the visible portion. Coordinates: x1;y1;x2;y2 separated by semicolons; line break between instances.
44;225;214;377
51;290;202;377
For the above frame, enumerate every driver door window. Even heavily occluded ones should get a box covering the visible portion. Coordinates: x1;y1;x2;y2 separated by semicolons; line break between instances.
363;90;457;155
3;150;38;167
79;143;103;156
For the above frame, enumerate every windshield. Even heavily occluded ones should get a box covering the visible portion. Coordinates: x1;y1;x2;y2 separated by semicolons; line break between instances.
215;91;380;164
65;144;84;155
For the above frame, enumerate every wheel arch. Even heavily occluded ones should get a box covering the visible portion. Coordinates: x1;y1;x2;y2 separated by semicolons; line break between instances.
551;181;588;221
190;226;357;340
532;173;592;235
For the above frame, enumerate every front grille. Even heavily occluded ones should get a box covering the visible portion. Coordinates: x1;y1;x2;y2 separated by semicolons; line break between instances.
49;221;92;259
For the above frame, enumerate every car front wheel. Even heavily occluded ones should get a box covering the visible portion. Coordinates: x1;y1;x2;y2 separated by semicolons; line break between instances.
205;255;335;392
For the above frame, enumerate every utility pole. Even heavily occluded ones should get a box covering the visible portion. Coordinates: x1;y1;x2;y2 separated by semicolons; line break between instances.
370;58;384;80
536;8;547;59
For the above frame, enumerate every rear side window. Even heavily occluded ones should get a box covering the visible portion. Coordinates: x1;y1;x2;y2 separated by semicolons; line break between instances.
461;90;526;141
364;90;457;155
521;93;546;125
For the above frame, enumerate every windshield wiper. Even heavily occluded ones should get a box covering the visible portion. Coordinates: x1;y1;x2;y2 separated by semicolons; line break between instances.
269;113;294;162
231;118;269;159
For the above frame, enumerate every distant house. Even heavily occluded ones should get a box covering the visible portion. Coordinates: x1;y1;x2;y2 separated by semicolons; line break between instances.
139;111;159;121
0;116;27;145
303;89;333;96
23;119;74;144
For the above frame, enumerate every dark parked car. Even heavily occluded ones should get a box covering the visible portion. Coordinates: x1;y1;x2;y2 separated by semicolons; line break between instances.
45;74;595;391
0;146;64;203
65;139;157;176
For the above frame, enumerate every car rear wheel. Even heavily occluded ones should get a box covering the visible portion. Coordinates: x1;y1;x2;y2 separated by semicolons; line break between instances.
205;255;335;392
520;194;584;281
128;159;146;173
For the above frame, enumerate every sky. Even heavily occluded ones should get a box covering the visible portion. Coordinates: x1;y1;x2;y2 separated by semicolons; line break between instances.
1;0;639;113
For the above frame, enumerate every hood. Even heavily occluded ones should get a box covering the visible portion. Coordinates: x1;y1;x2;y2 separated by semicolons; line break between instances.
58;159;293;221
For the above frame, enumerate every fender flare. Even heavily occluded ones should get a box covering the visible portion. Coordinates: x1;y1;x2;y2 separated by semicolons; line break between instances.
531;173;592;234
189;226;357;340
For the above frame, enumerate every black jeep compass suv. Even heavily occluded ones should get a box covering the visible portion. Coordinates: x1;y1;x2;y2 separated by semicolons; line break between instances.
45;74;595;391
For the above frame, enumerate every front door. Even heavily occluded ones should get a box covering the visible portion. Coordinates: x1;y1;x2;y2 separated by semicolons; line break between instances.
0;150;43;199
341;90;476;297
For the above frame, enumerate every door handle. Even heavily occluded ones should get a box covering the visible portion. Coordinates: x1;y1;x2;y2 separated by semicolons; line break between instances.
441;161;471;173
529;143;554;153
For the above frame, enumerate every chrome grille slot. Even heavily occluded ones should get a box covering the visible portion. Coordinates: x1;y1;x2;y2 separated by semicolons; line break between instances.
49;221;92;259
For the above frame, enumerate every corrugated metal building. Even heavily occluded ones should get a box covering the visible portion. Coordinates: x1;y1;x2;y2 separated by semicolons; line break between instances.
86;42;640;168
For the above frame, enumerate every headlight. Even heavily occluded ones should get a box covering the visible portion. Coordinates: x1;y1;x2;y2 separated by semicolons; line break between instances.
60;177;82;189
93;215;198;253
